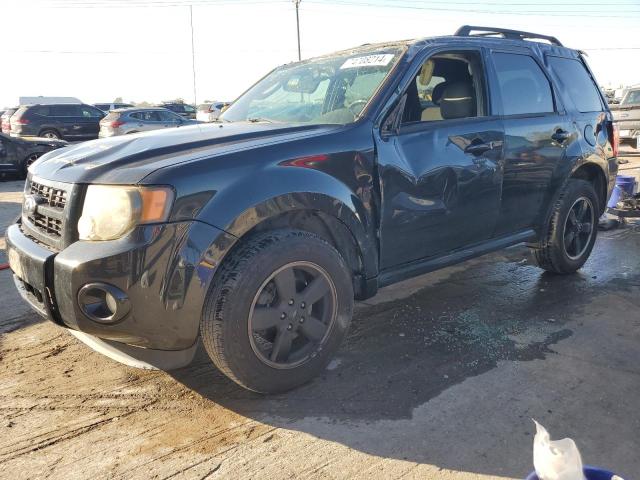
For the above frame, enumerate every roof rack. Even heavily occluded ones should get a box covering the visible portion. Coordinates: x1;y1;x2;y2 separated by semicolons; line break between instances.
454;25;563;47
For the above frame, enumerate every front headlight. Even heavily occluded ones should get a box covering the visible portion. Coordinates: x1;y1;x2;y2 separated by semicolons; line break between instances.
78;185;174;241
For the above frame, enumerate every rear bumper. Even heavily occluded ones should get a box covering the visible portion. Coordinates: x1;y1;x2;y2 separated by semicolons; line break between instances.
6;219;228;356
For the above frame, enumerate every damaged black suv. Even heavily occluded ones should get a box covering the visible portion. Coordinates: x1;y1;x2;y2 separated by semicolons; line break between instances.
7;26;618;393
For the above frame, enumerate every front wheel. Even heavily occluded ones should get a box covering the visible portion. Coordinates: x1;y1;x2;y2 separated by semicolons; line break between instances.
531;179;599;274
200;230;354;393
21;153;41;178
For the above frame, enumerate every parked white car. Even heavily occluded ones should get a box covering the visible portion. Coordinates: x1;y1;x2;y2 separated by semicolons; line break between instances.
196;102;228;122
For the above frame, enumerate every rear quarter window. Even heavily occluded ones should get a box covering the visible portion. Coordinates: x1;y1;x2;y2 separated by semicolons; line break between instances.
491;52;554;116
547;56;603;113
30;106;51;116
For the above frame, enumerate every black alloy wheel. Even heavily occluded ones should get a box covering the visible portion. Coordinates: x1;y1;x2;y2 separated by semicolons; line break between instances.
248;261;337;369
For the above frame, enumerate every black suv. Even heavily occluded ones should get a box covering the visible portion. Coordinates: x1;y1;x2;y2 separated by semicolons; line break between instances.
7;27;618;393
10;103;105;141
0;132;67;178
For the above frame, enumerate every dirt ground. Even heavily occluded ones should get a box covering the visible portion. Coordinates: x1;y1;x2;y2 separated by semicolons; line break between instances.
1;148;639;479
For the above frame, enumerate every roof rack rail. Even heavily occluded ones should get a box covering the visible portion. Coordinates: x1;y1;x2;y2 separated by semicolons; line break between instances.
454;25;563;47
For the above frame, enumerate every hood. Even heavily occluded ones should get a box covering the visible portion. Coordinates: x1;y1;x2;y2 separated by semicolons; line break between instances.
19;136;68;147
30;122;338;184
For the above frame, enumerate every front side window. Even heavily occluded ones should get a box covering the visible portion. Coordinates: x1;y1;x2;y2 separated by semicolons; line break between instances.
492;53;554;116
158;110;179;121
401;51;485;124
221;48;404;125
547;56;602;113
80;106;103;118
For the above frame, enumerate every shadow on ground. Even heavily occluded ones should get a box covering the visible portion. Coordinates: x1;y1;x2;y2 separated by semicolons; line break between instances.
166;221;640;476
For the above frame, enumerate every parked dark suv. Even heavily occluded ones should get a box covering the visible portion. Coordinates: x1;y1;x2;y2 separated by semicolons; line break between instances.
10;103;105;141
7;26;618;394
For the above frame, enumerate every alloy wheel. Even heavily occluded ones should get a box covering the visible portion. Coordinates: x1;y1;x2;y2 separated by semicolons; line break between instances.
248;261;337;369
563;196;594;260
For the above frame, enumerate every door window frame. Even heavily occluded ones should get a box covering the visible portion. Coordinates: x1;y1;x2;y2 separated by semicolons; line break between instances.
380;46;497;137
487;48;566;119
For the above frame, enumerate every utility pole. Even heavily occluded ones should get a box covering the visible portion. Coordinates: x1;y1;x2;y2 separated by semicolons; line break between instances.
189;4;197;106
293;0;302;61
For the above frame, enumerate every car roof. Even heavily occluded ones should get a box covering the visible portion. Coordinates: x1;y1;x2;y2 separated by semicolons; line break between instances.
301;28;579;65
112;107;168;113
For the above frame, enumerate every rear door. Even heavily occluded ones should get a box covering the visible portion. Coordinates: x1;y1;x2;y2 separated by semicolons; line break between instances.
488;50;575;235
546;55;614;202
50;105;79;139
376;48;505;269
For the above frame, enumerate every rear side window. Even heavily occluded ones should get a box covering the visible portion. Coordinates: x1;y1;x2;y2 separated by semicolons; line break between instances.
52;105;79;116
30;106;51;116
547;57;603;113
492;53;554;116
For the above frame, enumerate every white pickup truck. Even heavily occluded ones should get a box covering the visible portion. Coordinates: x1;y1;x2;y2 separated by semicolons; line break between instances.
611;86;640;146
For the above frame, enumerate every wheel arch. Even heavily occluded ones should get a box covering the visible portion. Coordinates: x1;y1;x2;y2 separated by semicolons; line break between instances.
38;127;62;138
200;192;379;301
569;161;608;214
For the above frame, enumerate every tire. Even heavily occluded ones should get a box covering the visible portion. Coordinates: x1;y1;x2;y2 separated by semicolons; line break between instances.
200;230;354;393
20;153;41;179
39;129;62;140
532;179;599;274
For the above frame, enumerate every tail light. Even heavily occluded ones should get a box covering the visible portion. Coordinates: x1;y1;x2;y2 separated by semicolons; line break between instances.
109;120;124;128
14;118;29;125
608;122;619;157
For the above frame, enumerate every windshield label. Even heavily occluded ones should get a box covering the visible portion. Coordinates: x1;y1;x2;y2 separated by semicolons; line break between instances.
340;53;395;69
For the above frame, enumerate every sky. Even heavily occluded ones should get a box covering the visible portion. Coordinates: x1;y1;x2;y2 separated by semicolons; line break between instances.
2;0;640;108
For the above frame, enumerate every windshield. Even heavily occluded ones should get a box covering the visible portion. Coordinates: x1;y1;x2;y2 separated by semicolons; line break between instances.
221;48;403;125
622;89;640;105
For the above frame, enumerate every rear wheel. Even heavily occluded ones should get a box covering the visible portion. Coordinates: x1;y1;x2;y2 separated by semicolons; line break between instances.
39;129;61;140
532;179;599;274
200;230;353;393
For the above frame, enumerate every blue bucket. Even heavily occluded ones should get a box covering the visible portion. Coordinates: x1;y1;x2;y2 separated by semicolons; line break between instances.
526;466;620;480
616;175;636;196
607;185;623;208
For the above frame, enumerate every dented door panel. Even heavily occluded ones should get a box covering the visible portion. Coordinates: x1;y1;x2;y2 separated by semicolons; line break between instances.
377;118;505;269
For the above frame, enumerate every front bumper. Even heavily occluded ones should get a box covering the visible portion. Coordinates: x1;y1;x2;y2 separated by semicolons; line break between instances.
6;219;229;360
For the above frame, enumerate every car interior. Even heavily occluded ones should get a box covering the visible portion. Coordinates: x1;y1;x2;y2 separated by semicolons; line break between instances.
401;52;485;125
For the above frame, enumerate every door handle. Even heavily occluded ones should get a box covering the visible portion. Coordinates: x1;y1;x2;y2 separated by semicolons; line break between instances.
465;141;493;156
551;129;571;143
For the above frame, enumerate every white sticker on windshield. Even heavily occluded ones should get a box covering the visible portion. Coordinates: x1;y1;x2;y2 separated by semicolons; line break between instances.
340;53;395;69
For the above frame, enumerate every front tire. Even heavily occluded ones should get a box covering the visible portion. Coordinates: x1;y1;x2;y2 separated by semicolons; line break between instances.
532;179;599;274
200;230;354;393
20;153;41;179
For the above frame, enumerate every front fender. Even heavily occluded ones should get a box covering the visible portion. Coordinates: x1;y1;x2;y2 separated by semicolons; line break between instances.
197;164;379;281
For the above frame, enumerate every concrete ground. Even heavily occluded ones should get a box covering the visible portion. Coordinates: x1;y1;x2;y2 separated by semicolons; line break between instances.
1;148;639;479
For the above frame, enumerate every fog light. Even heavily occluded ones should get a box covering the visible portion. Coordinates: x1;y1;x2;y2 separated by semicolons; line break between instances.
77;283;130;324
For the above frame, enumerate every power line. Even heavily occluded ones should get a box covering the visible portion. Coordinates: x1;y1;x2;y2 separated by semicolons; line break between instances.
303;0;640;18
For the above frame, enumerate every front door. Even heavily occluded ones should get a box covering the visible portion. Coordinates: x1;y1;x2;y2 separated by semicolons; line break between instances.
376;49;504;269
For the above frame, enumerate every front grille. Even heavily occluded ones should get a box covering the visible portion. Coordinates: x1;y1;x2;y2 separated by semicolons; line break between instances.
21;177;80;251
30;212;63;236
30;182;68;209
26;180;66;239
